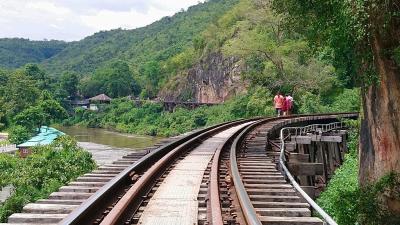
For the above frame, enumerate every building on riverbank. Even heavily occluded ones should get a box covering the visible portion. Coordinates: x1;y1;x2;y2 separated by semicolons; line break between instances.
88;94;112;111
70;94;112;111
17;126;65;157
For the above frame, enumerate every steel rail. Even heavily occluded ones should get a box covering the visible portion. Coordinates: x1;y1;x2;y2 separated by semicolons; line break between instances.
95;119;258;225
209;121;259;225
60;119;256;225
279;121;355;225
230;119;271;225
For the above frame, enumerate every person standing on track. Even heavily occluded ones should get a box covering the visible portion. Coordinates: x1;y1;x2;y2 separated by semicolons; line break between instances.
282;96;289;116
285;93;294;115
273;92;284;116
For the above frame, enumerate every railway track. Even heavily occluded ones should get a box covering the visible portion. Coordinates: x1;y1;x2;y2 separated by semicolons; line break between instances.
3;113;357;225
229;117;322;225
216;113;357;225
59;119;257;225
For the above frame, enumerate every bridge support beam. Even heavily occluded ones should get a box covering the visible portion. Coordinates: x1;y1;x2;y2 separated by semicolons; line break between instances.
285;131;349;199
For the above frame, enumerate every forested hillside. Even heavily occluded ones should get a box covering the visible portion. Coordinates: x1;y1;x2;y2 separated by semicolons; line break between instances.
0;0;240;99
0;38;67;68
160;0;356;106
41;0;238;76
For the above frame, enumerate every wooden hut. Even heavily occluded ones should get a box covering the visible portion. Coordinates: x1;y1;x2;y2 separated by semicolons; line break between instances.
88;94;112;111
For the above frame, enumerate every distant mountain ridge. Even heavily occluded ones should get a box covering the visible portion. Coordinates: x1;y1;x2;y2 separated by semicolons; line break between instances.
0;38;67;69
0;0;238;76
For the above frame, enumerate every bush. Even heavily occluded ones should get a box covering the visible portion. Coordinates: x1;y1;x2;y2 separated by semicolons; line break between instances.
317;148;359;224
8;126;32;145
245;87;275;117
330;88;361;112
0;136;96;222
298;92;329;114
299;88;361;114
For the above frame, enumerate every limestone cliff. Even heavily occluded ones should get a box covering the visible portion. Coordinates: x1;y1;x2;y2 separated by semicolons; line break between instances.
159;52;248;103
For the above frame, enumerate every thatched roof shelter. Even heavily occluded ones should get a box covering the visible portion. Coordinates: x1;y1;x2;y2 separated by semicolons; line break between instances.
89;94;112;103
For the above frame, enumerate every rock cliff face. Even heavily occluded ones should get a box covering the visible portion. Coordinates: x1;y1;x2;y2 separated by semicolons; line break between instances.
159;52;248;103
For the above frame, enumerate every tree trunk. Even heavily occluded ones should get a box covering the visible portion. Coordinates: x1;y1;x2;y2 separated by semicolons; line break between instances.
360;45;400;184
359;4;400;213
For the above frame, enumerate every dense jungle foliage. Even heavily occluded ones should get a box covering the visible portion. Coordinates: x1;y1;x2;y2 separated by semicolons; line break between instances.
0;136;96;222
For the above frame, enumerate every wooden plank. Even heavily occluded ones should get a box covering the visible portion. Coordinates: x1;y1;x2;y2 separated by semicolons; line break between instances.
288;163;324;176
293;136;312;144
300;186;316;199
295;135;342;143
321;135;342;142
288;153;309;163
285;142;296;152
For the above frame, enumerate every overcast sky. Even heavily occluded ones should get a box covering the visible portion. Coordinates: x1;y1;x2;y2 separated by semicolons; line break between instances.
0;0;205;41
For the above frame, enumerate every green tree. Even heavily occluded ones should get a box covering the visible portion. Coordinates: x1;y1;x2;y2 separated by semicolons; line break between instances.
13;91;67;131
23;64;50;90
8;125;32;145
79;77;103;98
14;106;45;131
1;71;40;118
139;61;162;98
60;72;79;99
100;61;136;97
221;0;335;96
38;99;68;125
80;61;139;98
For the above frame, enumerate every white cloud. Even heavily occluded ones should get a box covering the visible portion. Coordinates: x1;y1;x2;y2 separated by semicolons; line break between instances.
81;7;172;31
26;1;71;15
0;0;205;41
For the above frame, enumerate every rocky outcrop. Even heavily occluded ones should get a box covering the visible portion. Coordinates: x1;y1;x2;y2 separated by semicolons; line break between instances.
159;52;248;103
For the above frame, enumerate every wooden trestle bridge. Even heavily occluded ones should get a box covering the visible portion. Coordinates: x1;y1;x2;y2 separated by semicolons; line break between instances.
1;113;358;225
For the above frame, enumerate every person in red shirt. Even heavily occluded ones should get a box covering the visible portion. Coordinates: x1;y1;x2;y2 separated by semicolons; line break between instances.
273;92;284;116
285;94;294;115
282;96;289;116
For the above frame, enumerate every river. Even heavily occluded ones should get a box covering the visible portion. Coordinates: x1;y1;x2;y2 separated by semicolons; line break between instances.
55;126;162;149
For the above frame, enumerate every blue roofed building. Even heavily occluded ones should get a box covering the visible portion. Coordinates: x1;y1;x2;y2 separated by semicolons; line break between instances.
17;126;65;157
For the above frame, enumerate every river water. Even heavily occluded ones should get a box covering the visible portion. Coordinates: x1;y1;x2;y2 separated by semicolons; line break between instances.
55;126;162;149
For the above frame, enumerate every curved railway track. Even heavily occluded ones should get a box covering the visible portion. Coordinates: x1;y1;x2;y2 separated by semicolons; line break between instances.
59;118;258;225
55;113;357;225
